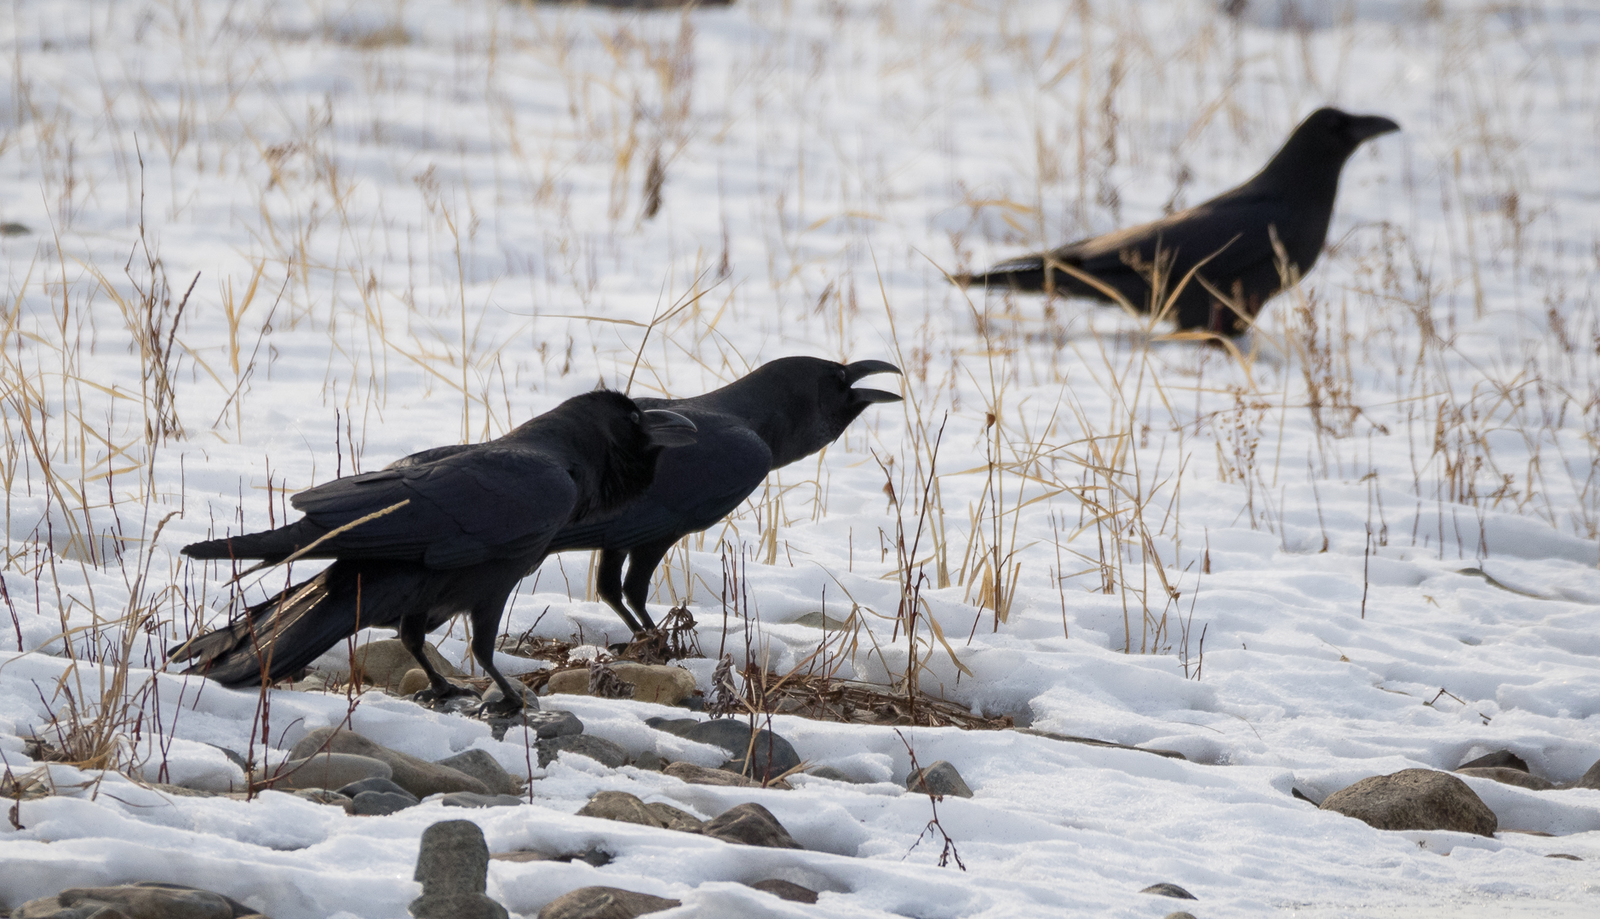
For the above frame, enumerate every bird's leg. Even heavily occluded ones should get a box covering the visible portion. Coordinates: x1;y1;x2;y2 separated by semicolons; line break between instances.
466;599;527;716
596;548;647;634
398;611;476;702
621;539;677;634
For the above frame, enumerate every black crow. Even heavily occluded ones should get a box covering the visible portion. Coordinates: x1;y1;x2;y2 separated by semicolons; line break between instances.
549;357;902;635
959;107;1399;335
173;390;696;713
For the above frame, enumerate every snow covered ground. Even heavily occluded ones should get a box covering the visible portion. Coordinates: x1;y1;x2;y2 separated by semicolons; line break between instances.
3;0;1599;916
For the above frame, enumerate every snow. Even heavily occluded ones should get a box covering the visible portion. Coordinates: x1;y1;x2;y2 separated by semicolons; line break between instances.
4;0;1600;916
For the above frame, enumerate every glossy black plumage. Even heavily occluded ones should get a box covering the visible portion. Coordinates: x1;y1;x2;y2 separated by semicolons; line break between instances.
173;390;695;712
549;357;902;635
960;107;1399;335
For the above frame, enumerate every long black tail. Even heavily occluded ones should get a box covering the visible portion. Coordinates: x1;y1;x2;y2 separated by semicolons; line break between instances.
956;255;1050;292
182;518;329;563
170;564;372;687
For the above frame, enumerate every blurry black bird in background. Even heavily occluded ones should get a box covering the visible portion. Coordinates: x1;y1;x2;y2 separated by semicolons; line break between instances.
550;357;902;635
173;390;696;714
958;107;1400;335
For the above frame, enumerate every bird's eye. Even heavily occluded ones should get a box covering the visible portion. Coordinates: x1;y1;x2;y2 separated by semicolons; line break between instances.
836;369;847;383
630;411;641;423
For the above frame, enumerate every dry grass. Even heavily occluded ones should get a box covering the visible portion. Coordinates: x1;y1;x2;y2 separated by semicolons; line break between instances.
1;0;1596;784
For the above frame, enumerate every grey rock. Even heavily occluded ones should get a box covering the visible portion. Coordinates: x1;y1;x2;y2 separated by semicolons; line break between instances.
1164;913;1200;919
496;710;584;742
338;777;419;801
1576;759;1600;790
261;753;391;791
906;760;974;798
663;761;757;788
398;668;434;697
1320;768;1498;837
644;801;703;833
435;749;521;796
665;718;800;781
480;683;541;712
546;663;696;705
290;727;488;798
577;791;664;828
1140;883;1197;900
587;661;634;699
630;751;667;771
701;802;802;849
352;790;419;816
538;734;628;769
1456;766;1554;791
12;882;260;919
644;717;702;738
283;673;330;693
745;879;817;903
440;792;524;808
536;887;680;919
350;639;464;692
1458;750;1530;773
293;789;354;812
613;664;696;705
408;895;508;919
12;902;124;919
807;766;857;783
0;222;31;237
410;820;508;919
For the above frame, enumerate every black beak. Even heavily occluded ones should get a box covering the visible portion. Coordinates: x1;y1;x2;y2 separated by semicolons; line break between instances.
1348;114;1400;143
642;409;698;447
844;359;903;405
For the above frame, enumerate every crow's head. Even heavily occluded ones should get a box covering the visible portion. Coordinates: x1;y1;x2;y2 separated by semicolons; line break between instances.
739;356;902;466
1290;107;1400;160
559;389;697;513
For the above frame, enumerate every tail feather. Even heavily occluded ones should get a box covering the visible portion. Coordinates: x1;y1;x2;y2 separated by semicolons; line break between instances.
183;519;329;562
172;568;361;687
955;255;1048;291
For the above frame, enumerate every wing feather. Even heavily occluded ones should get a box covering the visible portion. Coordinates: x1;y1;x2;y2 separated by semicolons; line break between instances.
286;446;578;566
551;421;770;552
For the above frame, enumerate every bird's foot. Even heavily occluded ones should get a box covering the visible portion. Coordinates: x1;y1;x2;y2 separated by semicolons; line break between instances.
472;683;538;719
622;606;700;663
409;680;483;713
613;628;671;664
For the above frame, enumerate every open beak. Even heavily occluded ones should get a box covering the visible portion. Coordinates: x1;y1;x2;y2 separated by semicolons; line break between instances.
1349;113;1400;143
844;359;903;404
642;409;698;447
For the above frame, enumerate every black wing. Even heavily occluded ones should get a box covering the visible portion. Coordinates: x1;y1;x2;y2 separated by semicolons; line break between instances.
385;443;476;469
286;444;578;568
550;421;771;552
1054;191;1295;285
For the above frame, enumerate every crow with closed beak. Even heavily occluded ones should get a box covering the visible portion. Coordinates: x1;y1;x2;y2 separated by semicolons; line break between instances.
959;107;1399;335
549;357;902;635
173;390;696;714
